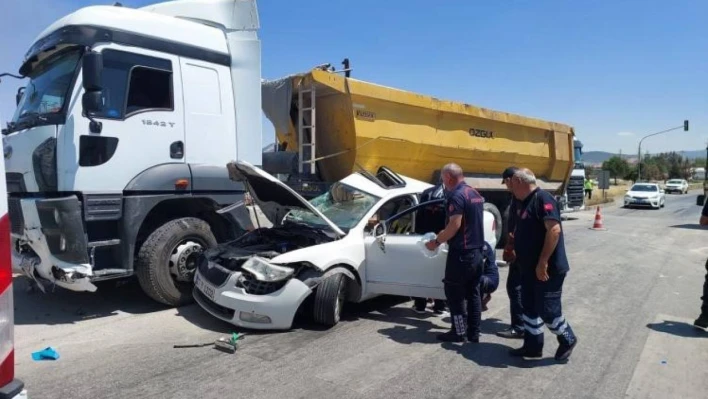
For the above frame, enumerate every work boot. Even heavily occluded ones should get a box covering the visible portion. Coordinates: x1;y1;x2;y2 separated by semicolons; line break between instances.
437;330;468;343
555;338;578;362
496;328;524;339
554;326;578;362
694;314;708;329
508;346;542;358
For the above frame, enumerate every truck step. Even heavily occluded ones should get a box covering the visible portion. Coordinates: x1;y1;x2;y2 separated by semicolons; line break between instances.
88;239;121;248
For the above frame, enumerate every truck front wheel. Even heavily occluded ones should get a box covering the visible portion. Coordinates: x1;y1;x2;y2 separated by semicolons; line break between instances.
136;217;217;307
483;202;503;247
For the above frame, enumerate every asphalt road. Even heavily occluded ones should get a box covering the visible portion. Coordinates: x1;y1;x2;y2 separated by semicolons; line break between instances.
14;190;708;399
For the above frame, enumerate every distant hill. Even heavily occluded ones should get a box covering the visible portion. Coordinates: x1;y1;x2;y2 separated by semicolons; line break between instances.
583;149;705;165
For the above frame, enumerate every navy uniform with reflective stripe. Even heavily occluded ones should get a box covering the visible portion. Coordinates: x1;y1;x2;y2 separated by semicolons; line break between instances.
513;188;577;357
505;197;525;334
479;241;499;294
444;182;485;340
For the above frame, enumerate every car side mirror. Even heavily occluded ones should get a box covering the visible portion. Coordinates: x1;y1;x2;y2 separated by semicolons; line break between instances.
373;222;387;252
373;222;387;239
366;217;378;231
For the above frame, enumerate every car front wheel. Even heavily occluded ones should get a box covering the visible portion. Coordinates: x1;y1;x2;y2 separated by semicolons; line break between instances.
313;273;347;327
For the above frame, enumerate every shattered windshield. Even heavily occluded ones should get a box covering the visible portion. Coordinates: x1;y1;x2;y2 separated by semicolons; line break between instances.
285;182;380;231
11;48;81;124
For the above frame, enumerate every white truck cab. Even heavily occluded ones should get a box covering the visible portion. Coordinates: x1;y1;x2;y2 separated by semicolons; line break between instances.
560;138;586;212
2;0;263;306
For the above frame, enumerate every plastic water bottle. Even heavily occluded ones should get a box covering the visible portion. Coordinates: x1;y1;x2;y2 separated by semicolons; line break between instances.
419;232;440;258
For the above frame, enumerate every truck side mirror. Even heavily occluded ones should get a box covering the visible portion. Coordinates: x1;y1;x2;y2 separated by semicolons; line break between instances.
81;51;104;133
82;51;103;92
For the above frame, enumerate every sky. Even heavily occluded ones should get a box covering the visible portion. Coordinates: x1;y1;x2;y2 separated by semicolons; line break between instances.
1;0;706;155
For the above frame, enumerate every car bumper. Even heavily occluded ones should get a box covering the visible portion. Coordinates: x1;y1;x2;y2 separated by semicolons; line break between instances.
624;198;660;207
9;196;95;292
193;270;312;330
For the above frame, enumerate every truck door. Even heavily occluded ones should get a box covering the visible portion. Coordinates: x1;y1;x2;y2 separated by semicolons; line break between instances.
60;45;186;192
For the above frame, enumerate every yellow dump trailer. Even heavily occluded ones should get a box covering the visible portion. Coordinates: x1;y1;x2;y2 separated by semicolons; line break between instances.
261;66;577;242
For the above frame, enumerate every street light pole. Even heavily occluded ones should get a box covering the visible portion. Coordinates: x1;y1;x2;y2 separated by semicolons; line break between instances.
636;120;689;182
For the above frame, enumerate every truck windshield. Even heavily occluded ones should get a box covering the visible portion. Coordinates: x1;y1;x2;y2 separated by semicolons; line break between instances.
285;182;380;231
573;146;583;169
11;48;81;124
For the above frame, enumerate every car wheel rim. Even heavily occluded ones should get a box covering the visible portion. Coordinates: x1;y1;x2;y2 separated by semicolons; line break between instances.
169;240;205;283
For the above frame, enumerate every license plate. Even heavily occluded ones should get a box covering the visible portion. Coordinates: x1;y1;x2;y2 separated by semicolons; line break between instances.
195;274;216;301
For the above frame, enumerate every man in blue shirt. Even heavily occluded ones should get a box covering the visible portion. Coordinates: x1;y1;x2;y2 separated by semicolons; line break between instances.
496;166;525;339
693;197;708;329
426;163;486;343
507;168;578;362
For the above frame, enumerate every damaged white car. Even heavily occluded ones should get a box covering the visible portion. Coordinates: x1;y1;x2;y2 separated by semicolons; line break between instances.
193;161;498;330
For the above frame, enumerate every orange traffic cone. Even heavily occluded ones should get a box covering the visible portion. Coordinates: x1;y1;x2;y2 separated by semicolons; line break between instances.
590;206;607;231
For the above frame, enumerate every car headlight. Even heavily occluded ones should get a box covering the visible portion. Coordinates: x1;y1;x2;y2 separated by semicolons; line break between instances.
242;256;294;282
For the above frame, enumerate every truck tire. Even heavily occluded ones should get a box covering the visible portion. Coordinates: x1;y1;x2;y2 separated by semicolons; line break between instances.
313;273;347;327
699;195;706;207
483;202;503;247
136;217;217;307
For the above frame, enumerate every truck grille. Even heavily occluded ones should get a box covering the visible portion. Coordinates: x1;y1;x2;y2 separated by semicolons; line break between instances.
8;198;24;235
566;176;585;206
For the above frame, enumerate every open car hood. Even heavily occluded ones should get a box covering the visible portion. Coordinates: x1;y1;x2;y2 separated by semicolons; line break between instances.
227;160;346;237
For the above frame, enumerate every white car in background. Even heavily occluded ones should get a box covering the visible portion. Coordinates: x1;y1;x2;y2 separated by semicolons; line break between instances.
664;179;689;194
624;183;666;209
192;161;498;330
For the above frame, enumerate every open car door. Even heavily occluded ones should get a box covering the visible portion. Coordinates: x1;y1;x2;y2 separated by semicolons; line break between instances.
363;202;447;300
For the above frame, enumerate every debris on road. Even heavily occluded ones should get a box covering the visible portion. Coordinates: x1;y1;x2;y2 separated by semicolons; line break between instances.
31;347;60;361
214;333;244;354
173;342;213;349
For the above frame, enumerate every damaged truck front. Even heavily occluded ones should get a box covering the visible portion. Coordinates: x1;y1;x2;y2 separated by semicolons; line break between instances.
3;0;264;304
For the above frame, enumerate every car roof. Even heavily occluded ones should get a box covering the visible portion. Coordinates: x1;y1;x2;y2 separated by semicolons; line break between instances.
340;173;433;199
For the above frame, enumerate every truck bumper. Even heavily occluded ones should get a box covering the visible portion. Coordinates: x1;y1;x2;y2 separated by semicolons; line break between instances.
0;378;27;399
9;196;95;293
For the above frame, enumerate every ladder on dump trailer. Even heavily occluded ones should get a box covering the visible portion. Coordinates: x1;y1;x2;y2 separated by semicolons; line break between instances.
297;84;316;175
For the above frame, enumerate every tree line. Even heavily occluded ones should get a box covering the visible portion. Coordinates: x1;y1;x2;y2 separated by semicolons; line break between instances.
589;152;706;184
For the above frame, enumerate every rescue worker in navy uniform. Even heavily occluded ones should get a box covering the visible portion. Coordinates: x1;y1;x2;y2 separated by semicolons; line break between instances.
497;166;525;339
693;197;708;329
507;168;578;361
413;184;448;314
425;163;486;343
480;241;499;311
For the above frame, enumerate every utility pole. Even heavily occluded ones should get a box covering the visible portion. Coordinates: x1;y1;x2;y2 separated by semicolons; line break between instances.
637;120;689;182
